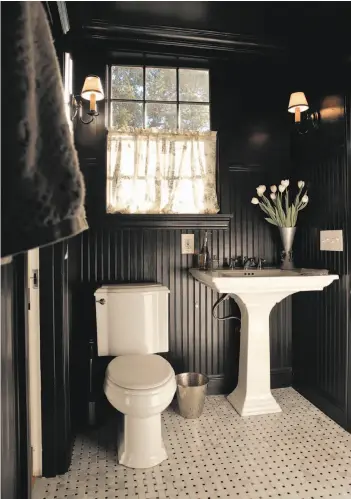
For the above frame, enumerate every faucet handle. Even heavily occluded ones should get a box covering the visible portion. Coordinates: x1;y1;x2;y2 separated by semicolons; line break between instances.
257;257;266;269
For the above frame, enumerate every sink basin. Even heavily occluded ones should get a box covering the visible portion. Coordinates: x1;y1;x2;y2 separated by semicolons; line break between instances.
189;267;338;417
190;268;336;295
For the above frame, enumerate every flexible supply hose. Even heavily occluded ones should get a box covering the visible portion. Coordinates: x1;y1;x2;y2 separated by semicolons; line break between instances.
212;293;241;322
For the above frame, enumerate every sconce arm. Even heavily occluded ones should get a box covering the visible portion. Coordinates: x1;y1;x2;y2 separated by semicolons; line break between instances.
71;95;99;125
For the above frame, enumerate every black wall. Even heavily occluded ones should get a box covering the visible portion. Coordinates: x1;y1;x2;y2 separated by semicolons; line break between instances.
39;241;73;477
69;51;293;425
35;3;350;481
1;257;31;499
291;61;351;430
1;262;17;499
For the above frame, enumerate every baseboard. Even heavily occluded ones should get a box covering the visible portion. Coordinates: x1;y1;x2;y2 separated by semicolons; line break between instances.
207;375;227;395
293;383;347;430
207;368;292;395
271;367;292;389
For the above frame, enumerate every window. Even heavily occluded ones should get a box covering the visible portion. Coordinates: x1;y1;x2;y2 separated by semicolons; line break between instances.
63;53;73;132
109;66;210;131
107;65;218;215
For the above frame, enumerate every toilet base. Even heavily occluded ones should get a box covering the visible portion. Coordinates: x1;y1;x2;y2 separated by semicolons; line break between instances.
118;413;167;469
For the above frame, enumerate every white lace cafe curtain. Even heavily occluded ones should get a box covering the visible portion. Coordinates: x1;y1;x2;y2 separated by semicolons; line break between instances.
107;128;219;214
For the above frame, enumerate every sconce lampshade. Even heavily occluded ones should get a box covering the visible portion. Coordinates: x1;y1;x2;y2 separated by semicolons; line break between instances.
81;75;104;101
288;92;309;113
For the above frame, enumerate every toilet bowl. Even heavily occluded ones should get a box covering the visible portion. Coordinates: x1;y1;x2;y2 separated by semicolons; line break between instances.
104;354;176;468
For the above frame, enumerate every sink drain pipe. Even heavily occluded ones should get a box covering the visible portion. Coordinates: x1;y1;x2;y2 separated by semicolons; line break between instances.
212;293;241;322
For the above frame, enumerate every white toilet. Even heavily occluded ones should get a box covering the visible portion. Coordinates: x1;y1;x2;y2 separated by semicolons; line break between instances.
94;283;176;469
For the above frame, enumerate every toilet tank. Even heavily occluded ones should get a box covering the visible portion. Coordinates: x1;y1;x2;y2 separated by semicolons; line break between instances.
94;284;170;356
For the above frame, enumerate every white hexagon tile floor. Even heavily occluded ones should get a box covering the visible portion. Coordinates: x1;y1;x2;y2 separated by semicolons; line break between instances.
33;388;351;499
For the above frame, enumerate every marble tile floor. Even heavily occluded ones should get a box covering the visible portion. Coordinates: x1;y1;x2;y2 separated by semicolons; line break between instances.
33;388;351;499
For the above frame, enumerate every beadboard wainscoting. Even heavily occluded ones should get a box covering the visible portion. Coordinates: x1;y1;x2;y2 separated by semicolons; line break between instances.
69;226;292;425
290;74;351;431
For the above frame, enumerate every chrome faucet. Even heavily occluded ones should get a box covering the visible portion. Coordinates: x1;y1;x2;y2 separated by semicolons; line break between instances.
229;257;240;269
244;257;256;269
230;256;265;270
257;258;266;270
243;257;266;270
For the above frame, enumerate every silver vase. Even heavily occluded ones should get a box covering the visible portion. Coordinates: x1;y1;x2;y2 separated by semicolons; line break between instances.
279;227;296;270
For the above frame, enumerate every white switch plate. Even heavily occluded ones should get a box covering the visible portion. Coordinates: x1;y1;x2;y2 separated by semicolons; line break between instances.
181;234;194;254
320;230;343;251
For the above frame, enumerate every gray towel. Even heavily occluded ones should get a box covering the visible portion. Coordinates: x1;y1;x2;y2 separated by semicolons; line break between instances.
1;2;88;258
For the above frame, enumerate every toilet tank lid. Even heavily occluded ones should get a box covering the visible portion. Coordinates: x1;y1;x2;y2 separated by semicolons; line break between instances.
95;283;169;295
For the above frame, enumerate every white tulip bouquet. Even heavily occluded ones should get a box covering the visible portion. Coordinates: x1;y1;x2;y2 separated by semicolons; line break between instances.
251;180;309;227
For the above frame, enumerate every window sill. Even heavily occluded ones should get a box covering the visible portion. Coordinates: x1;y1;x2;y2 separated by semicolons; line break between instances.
99;214;232;230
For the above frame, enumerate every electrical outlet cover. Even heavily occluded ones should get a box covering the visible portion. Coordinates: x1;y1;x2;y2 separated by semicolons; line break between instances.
320;230;343;251
181;234;194;254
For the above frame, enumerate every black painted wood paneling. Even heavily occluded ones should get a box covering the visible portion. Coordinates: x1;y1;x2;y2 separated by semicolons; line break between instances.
70;225;292;417
1;263;17;499
39;242;72;477
13;256;31;499
94;214;232;230
347;92;351;432
1;257;31;499
291;83;351;430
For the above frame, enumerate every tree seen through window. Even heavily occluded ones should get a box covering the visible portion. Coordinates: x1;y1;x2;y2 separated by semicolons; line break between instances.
110;66;210;131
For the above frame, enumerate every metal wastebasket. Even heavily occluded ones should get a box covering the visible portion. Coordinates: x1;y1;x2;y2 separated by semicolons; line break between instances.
176;372;209;419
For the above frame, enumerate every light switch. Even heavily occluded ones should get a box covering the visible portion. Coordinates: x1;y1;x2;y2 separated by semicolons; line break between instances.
181;234;194;254
320;230;343;251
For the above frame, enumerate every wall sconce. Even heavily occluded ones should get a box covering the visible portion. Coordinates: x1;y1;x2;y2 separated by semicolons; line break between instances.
288;92;320;133
72;75;104;124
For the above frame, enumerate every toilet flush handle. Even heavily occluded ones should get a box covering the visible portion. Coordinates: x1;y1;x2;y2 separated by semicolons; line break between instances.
96;298;106;305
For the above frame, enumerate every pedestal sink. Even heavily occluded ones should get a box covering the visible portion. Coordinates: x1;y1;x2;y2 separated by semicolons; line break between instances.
189;268;338;417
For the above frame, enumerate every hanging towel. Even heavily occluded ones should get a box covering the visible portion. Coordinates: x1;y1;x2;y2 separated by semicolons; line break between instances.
1;2;88;259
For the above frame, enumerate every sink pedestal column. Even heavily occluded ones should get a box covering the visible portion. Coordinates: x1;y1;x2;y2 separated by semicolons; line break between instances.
227;293;289;417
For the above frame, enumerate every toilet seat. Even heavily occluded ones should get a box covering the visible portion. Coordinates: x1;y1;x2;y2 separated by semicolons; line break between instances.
105;354;174;390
